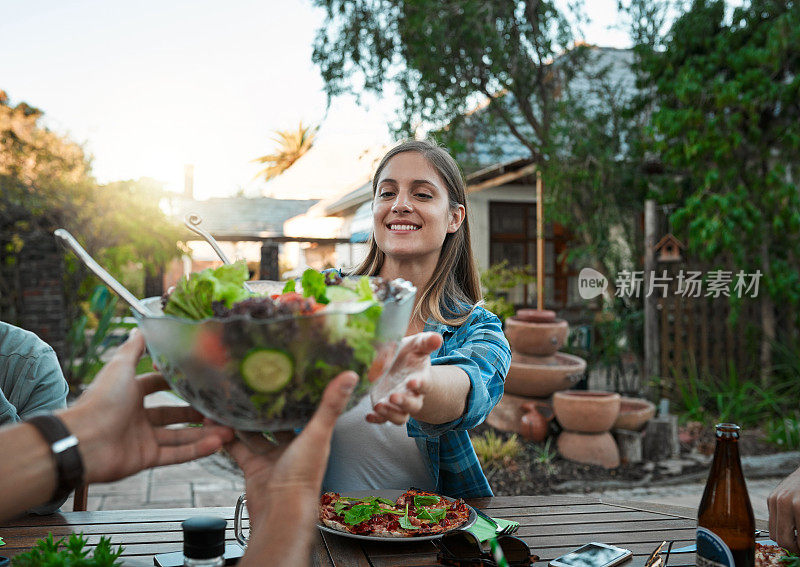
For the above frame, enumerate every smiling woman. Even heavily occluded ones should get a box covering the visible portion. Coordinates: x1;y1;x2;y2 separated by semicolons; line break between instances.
322;140;511;499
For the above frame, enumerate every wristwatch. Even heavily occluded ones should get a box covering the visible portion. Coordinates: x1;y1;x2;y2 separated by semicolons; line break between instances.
26;414;85;501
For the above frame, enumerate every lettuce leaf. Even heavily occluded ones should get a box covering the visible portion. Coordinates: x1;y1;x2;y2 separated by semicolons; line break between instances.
343;503;378;525
301;269;329;304
164;262;251;320
399;503;414;529
413;495;441;507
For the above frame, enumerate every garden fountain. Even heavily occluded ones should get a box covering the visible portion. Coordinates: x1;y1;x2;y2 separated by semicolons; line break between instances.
485;172;638;468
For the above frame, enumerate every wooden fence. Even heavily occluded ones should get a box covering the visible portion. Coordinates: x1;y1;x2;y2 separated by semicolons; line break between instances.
655;261;764;382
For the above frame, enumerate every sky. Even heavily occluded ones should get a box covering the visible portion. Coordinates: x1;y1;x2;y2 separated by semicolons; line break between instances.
1;0;630;200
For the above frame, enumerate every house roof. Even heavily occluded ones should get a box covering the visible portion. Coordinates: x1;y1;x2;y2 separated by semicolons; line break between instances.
170;195;318;237
452;46;635;172
465;158;538;193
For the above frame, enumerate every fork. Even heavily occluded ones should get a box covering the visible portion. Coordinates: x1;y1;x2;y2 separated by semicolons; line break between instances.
474;507;519;535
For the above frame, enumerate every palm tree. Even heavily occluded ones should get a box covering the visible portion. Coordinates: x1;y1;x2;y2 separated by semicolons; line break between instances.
252;122;318;182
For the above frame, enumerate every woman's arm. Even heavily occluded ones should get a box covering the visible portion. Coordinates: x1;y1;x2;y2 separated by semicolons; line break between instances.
368;308;511;427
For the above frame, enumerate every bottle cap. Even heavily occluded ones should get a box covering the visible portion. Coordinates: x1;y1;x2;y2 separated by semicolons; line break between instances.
182;516;227;559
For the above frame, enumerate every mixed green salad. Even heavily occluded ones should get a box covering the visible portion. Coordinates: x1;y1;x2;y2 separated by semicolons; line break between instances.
155;263;396;425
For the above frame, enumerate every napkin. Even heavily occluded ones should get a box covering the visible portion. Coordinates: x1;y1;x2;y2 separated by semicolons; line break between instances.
467;516;520;543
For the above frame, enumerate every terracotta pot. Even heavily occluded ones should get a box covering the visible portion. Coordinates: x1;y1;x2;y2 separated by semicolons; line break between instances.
557;431;620;469
515;309;556;323
521;399;554;422
552;391;621;433
519;409;548;442
504;317;568;357
613;397;656;431
504;352;586;397
487;393;550;434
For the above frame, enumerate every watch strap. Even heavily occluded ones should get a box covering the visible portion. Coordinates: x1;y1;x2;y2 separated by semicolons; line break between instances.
26;414;85;501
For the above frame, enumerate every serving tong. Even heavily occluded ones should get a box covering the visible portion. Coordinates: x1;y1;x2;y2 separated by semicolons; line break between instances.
54;228;156;318
183;213;255;293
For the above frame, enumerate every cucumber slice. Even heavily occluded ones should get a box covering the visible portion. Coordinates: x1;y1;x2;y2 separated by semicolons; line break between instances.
241;349;293;393
325;285;359;302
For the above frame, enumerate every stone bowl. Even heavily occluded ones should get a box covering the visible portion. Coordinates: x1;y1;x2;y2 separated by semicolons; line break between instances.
552;390;621;433
504;352;586;397
557;430;620;469
504;317;569;357
613;397;656;431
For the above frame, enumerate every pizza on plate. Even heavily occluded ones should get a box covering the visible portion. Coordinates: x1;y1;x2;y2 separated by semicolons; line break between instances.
319;488;470;537
756;542;793;567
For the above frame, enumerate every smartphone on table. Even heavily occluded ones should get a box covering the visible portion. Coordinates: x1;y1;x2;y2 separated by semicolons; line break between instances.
549;542;633;567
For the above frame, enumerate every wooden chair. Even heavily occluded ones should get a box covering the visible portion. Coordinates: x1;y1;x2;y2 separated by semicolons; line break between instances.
73;484;88;511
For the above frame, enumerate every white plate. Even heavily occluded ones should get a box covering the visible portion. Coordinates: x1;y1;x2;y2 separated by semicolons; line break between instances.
317;489;477;542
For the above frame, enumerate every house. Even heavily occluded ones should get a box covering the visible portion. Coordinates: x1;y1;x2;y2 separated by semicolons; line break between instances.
284;46;636;310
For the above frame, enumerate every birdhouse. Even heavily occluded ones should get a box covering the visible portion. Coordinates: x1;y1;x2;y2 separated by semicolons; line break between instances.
654;234;685;263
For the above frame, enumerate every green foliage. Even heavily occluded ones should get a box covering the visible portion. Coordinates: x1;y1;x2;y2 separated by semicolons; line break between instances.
312;0;583;157
65;286;121;390
479;260;534;321
765;415;800;451
672;360;795;429
640;0;800;310
11;532;123;566
472;430;523;469
0;90;185;325
532;437;557;475
253;122;318;182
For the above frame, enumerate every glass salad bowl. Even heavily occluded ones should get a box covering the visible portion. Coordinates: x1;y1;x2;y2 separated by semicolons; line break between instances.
133;276;415;431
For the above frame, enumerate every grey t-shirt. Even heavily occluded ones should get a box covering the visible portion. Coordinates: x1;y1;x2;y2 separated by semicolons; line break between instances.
322;394;436;493
0;322;68;425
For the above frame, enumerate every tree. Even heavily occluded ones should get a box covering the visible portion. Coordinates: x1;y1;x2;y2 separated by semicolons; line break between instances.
313;1;647;269
0;90;185;323
640;0;800;384
312;0;586;158
252;122;318;181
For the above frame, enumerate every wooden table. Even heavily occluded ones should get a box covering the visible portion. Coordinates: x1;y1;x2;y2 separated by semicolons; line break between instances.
1;496;768;566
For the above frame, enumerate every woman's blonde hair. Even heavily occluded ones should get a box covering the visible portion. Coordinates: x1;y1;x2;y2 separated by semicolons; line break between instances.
350;139;482;326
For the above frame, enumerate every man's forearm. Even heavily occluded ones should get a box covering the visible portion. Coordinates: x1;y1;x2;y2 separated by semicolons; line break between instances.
0;422;57;520
239;490;319;566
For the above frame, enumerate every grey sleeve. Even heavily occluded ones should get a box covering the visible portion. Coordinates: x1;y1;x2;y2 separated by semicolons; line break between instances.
0;386;20;424
16;347;69;420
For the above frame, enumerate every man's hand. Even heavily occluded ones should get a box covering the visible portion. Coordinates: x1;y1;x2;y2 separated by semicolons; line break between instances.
768;466;800;553
227;371;358;530
366;332;442;425
61;332;235;484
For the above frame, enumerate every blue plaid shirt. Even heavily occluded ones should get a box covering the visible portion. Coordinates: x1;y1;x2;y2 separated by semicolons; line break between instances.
406;305;511;499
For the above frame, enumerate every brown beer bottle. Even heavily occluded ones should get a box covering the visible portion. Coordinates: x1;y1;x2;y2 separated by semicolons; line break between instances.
696;423;755;567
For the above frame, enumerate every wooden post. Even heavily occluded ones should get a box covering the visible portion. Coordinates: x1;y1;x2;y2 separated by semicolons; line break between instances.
536;171;544;311
644;199;660;386
260;242;279;280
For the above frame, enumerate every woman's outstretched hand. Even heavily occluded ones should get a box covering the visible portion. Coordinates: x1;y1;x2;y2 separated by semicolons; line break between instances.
366;332;443;425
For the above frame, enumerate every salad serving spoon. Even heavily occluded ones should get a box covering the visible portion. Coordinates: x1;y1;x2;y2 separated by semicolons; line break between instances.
54;228;157;318
184;213;254;293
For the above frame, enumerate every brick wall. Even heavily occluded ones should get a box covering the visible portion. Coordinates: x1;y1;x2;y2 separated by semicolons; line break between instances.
17;231;67;362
